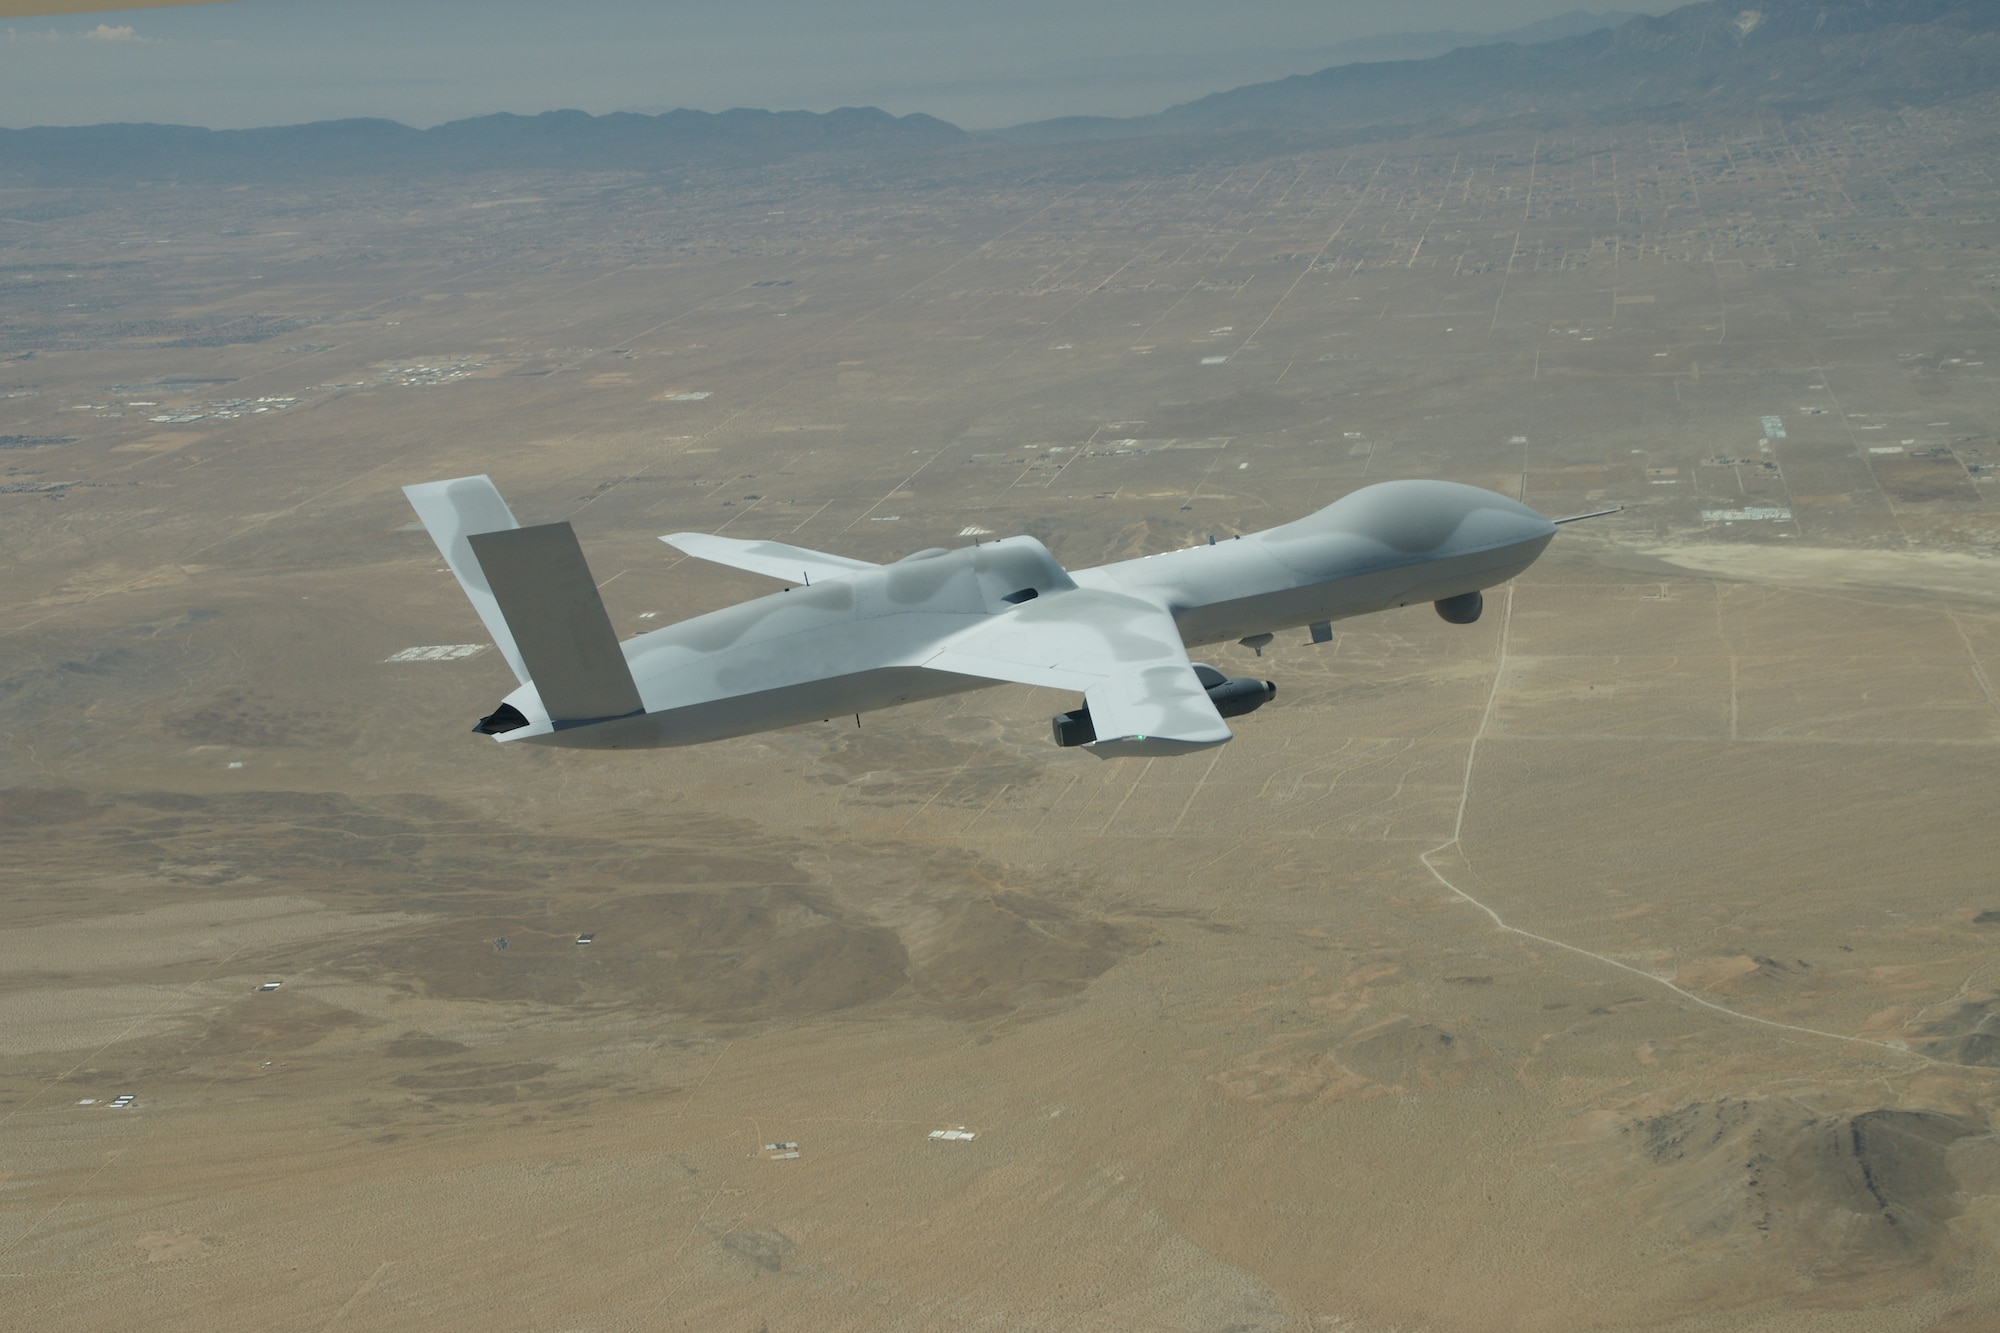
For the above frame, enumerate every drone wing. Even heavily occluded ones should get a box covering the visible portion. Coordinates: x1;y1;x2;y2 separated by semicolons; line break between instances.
922;588;1231;757
660;532;878;584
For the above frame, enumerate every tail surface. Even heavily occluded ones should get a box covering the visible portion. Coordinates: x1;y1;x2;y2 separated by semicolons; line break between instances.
467;523;642;725
404;475;643;729
404;475;530;684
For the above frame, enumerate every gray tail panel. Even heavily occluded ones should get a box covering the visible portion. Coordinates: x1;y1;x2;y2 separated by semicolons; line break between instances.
466;523;644;726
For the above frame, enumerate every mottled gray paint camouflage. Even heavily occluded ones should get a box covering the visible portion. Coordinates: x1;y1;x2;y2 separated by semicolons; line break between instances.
408;477;1555;756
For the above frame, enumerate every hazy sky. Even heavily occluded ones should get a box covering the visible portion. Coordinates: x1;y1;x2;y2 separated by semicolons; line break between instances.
1;1;1666;131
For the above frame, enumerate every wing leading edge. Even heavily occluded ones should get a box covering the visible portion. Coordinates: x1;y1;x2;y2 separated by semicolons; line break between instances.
920;588;1231;757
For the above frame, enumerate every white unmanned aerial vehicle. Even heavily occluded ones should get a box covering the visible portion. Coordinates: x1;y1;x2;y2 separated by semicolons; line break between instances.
405;476;1593;757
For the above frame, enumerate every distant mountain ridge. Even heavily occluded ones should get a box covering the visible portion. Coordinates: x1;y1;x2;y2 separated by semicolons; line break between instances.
0;105;964;186
996;0;2000;143
1271;9;1641;68
5;0;1996;183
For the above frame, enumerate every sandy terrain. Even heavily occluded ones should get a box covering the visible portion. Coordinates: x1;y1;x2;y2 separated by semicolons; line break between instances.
2;97;1999;1329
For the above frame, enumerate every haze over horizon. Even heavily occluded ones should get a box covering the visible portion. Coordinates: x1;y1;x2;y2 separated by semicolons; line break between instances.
0;0;1661;132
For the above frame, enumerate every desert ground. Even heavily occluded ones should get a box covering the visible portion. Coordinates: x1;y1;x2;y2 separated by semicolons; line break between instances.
3;100;2000;1330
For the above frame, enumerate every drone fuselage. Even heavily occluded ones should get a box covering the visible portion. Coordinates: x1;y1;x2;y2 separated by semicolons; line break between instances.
468;479;1555;751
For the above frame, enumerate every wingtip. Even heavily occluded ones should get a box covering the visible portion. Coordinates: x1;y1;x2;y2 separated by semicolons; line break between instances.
1084;733;1232;759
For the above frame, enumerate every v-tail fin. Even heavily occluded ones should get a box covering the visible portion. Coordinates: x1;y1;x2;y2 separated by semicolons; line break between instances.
404;475;644;728
403;475;530;684
466;523;642;725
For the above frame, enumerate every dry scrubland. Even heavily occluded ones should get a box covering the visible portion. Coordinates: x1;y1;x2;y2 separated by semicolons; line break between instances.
3;98;2000;1330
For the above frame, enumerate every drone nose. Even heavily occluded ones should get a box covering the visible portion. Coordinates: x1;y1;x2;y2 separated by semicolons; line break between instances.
1475;499;1558;551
